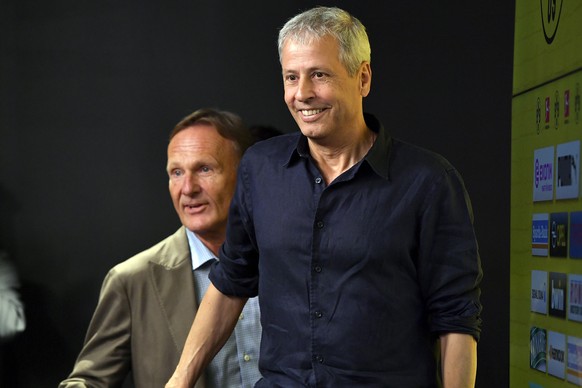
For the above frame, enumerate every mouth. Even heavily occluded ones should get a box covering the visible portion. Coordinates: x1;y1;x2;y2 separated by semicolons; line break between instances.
183;203;206;214
299;109;324;117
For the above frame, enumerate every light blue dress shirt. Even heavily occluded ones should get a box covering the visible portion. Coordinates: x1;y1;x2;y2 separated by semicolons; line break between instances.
186;229;262;388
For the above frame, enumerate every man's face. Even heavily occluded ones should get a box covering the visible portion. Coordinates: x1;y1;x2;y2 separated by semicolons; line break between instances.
167;124;239;241
281;34;370;142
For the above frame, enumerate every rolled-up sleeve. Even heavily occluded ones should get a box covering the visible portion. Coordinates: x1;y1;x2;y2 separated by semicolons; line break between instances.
418;167;483;341
210;156;260;298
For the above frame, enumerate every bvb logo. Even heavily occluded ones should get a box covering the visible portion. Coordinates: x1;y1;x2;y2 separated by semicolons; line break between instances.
540;0;563;44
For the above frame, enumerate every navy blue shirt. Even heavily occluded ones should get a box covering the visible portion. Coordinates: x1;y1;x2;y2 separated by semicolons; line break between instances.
210;113;482;387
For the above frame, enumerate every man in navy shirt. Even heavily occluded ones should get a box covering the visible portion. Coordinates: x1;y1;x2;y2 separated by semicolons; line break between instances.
168;6;482;388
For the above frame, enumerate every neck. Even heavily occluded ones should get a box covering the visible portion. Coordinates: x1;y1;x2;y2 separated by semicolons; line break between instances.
195;232;224;257
309;127;376;184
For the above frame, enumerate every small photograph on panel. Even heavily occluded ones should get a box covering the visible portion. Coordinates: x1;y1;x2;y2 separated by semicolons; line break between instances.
567;335;582;386
569;274;582;323
549;272;567;318
547;330;566;379
549;212;568;257
531;270;548;314
533;146;554;202
555;140;580;199
530;326;547;373
570;211;582;259
532;213;549;256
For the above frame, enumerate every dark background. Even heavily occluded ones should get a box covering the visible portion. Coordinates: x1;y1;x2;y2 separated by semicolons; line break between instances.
0;1;514;386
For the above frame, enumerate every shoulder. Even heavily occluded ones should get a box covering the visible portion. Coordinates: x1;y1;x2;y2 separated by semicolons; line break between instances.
108;228;189;278
235;133;300;189
390;138;457;178
389;139;472;214
244;132;299;163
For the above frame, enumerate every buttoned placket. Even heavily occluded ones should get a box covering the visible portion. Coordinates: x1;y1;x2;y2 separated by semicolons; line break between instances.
237;312;253;363
310;167;327;378
306;157;365;382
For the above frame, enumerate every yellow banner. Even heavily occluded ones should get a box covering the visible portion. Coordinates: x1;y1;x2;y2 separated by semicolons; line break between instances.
511;1;582;387
513;1;582;95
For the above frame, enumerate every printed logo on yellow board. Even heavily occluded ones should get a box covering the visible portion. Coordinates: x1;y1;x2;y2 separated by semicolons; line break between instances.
576;82;580;125
540;0;563;44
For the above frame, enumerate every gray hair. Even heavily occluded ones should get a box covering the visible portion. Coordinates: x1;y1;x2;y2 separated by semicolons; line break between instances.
277;6;371;76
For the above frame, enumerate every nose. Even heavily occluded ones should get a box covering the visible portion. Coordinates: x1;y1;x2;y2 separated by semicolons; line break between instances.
181;173;201;196
295;77;314;102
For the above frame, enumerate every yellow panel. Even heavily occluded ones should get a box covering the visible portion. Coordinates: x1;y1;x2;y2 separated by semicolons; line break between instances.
511;6;582;381
513;1;582;95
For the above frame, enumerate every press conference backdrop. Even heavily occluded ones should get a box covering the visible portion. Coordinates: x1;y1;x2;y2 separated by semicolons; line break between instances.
510;1;582;386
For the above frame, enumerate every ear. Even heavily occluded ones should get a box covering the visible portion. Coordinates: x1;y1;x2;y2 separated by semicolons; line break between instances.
359;62;372;97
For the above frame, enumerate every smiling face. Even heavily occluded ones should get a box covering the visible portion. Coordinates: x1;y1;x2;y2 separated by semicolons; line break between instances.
167;124;239;244
281;34;371;144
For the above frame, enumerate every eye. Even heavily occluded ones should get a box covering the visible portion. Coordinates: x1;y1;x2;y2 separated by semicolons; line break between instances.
313;72;324;78
200;166;212;173
285;74;298;82
170;169;183;178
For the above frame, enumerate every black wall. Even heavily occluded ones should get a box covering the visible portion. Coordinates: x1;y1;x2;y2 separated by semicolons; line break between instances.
0;1;514;386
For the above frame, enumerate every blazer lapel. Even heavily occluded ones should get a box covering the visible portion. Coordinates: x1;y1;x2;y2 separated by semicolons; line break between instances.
149;228;197;352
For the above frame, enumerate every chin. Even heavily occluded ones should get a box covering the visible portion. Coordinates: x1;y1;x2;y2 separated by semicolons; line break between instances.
182;218;204;232
300;129;324;140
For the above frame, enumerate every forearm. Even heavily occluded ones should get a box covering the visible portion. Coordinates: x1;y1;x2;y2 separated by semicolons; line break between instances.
166;283;247;388
439;333;477;388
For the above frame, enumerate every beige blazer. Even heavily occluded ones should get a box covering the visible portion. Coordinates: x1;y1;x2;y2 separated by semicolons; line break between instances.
59;227;207;388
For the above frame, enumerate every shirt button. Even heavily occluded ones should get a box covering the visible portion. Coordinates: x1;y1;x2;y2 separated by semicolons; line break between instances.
243;354;251;362
313;265;322;273
316;220;324;229
315;177;322;184
239;313;244;320
314;311;323;318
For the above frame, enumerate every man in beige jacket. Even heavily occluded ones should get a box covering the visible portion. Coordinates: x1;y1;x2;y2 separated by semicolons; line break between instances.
60;108;263;388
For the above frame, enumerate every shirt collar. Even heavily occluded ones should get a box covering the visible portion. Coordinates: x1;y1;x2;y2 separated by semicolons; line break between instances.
185;228;217;271
363;112;392;180
284;112;392;180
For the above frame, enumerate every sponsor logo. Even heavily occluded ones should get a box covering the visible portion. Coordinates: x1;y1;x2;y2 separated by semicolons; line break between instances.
535;159;553;189
567;336;582;385
554;90;560;129
549;272;567;318
531;270;548;314
530;326;547;372
540;0;563;44
549;213;568;257
550;213;568;257
548;331;566;379
576;83;581;125
536;97;542;134
533;146;554;202
570;212;582;259
572;280;582;308
557;155;574;186
550;345;565;362
569;274;582;322
532;289;546;301
556;140;580;200
532;214;549;256
565;89;570;121
551;280;564;310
